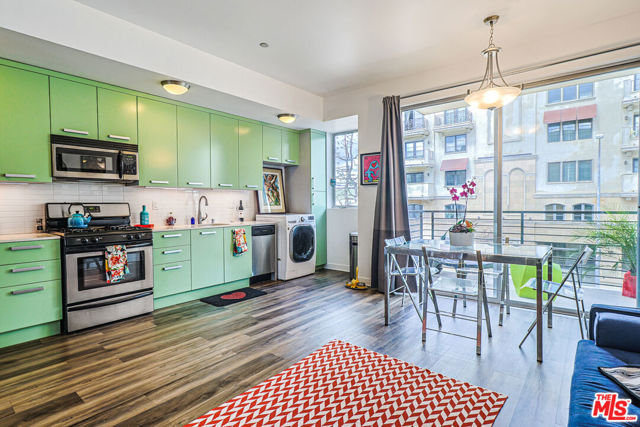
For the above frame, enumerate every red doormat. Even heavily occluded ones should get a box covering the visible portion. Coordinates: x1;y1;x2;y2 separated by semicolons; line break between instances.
185;340;507;426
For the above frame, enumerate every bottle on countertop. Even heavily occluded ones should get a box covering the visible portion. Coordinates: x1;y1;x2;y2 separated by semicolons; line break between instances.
238;200;244;222
166;212;177;226
140;205;149;225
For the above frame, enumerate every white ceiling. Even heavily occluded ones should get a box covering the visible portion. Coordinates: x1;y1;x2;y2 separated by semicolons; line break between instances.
75;0;640;96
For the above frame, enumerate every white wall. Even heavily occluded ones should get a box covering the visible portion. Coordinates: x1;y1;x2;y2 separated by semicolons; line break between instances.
0;182;256;234
325;208;358;272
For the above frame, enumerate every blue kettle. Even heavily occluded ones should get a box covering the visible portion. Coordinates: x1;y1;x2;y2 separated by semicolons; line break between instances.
67;211;91;228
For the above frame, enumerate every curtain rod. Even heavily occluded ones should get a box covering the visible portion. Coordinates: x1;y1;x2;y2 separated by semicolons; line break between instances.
399;41;640;100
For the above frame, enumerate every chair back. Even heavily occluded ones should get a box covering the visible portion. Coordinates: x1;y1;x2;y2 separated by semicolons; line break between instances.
421;246;483;285
559;246;592;287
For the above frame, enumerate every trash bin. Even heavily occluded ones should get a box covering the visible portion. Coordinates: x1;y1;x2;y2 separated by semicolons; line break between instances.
349;232;358;281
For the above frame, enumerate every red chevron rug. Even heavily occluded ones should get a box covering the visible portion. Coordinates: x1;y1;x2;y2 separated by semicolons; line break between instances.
185;340;507;427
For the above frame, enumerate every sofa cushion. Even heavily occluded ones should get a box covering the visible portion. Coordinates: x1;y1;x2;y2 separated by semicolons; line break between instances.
594;312;640;353
570;340;640;426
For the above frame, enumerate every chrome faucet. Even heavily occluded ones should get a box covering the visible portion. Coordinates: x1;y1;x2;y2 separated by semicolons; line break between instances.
197;195;209;224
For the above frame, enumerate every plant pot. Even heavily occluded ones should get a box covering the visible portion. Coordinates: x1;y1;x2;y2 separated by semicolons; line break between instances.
623;270;637;298
450;231;474;247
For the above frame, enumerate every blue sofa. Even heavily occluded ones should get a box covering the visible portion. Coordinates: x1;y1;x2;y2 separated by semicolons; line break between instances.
569;304;640;426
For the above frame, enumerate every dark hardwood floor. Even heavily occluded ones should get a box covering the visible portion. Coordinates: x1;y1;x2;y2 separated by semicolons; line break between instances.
0;269;580;426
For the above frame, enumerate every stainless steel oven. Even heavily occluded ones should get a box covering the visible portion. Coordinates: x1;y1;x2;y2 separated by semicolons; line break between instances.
51;135;139;183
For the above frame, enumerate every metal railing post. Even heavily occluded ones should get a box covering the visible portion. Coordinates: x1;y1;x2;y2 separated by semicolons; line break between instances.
431;211;435;239
520;212;525;244
419;211;424;239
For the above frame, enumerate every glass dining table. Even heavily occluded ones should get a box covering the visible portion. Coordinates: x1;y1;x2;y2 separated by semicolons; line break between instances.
384;239;553;362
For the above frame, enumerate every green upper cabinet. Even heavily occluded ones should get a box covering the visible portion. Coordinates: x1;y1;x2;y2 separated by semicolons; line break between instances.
223;226;252;283
282;130;300;166
310;130;327;191
97;88;138;144
312;191;327;266
50;77;98;139
178;107;210;188
238;120;263;190
210;114;239;189
0;65;51;183
262;126;282;163
191;229;224;290
138;98;178;187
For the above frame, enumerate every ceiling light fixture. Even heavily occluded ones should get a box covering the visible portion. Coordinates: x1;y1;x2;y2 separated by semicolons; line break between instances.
161;80;190;95
464;15;521;110
277;113;296;124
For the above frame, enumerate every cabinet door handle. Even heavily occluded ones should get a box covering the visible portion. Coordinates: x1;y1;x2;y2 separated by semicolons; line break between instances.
4;174;36;179
62;128;89;135
219;183;233;187
285;159;295;163
200;231;217;235
10;245;44;251
11;266;45;273
312;177;315;190
150;180;169;184
245;185;259;189
162;249;182;254
107;134;131;141
11;286;44;295
267;156;279;161
188;182;204;186
162;234;182;238
162;265;183;271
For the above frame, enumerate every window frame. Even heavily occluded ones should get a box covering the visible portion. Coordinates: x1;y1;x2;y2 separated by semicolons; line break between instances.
577;119;593;140
577;160;593;182
573;203;594;222
332;130;359;208
405;140;425;160
408;203;422;219
547;122;561;143
445;169;466;186
406;171;425;184
444;134;467;153
545;203;565;221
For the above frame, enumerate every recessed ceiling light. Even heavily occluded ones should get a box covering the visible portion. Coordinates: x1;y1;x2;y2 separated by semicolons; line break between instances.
277;113;296;124
259;42;269;48
161;80;190;95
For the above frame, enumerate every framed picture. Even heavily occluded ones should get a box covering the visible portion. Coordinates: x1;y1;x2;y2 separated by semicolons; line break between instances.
360;152;381;185
258;167;287;213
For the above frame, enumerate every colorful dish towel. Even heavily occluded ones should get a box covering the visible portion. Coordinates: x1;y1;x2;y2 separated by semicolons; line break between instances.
233;228;248;256
105;245;129;284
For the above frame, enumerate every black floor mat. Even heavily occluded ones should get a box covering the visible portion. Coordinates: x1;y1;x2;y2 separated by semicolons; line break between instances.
200;287;267;307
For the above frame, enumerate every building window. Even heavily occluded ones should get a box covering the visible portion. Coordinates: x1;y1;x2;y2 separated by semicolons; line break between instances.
573;203;594;222
635;74;640;91
548;162;561;182
634;114;639;134
405;140;424;160
579;83;594;98
548;88;561;104
562;121;576;141
578;160;592;181
408;203;422;220
563;85;577;102
444;203;466;219
445;170;466;186
548;83;593;103
333;131;358;207
406;172;424;183
545;204;565;221
445;134;466;153
578;119;593;140
547;123;561;142
562;161;576;182
633;158;638;173
403;110;425;132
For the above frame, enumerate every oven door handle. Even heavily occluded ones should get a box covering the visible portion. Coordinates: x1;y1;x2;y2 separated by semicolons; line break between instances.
67;290;153;311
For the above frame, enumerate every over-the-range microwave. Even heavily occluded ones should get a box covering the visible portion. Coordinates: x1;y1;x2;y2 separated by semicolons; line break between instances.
51;135;139;183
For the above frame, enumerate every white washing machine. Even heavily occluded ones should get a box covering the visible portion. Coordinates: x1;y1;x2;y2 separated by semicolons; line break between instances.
256;214;316;280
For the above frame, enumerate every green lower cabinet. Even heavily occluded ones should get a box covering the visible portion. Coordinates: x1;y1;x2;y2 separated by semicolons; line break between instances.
238;120;263;190
191;229;224;290
0;280;62;334
0;260;61;288
97;88;138;144
0;65;52;183
153;261;192;298
50;77;98;139
178;107;211;188
262;126;282;163
312;191;327;266
0;239;60;265
224;226;252;282
211;114;239;189
153;230;191;248
138;98;178;187
282;130;300;166
153;245;190;264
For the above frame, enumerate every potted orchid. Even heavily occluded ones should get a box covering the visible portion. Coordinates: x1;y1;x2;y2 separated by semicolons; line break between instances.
448;178;476;247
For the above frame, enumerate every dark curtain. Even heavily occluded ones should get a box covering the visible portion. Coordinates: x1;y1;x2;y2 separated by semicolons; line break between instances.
371;96;411;292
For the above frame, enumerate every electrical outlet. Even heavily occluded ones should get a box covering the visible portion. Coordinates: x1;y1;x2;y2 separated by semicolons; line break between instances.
152;200;159;210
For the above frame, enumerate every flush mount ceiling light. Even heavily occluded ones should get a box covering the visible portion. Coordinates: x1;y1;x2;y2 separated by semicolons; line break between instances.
259;42;270;48
161;80;190;95
464;15;521;110
277;113;296;124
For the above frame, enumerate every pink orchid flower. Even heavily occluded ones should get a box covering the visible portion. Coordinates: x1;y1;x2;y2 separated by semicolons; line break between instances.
449;188;457;194
451;195;460;201
469;188;475;195
460;191;468;198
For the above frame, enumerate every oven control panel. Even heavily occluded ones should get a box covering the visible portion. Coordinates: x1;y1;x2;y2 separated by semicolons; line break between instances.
65;231;152;247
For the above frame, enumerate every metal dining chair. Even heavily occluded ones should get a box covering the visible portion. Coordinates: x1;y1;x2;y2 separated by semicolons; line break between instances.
421;247;492;355
519;246;593;345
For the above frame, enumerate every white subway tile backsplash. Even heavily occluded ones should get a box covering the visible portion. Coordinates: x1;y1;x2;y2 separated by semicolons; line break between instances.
0;182;257;233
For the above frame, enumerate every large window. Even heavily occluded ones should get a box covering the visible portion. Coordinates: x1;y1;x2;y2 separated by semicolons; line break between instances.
548;119;592;142
573;203;594;222
406;172;424;183
333;131;358;207
445;170;466;186
545;204;565;221
445;134;466;153
405;140;424;160
548;83;594;103
548;160;592;183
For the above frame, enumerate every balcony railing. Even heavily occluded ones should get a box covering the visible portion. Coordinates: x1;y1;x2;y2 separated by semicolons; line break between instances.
406;183;435;200
433;110;474;133
409;209;639;308
405;149;435;167
403;116;427;133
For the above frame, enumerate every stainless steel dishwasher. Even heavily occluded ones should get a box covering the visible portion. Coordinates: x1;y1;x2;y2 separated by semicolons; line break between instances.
252;224;276;281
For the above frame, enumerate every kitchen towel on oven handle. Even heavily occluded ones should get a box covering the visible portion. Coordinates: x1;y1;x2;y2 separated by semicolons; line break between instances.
232;228;248;256
105;245;130;283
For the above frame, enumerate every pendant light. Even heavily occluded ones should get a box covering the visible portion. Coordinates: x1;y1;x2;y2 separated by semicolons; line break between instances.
464;16;521;110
